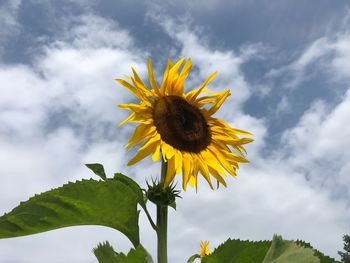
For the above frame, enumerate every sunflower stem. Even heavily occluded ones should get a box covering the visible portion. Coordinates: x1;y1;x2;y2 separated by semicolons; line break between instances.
157;158;168;263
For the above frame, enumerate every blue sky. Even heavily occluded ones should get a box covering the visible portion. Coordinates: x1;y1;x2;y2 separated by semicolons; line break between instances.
1;1;350;262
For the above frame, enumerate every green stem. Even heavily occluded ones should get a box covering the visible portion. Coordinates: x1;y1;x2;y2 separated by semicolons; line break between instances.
143;205;157;231
157;159;168;263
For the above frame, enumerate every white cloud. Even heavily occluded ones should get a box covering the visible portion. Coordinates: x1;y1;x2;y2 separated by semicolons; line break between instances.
0;0;21;57
282;87;350;196
266;37;331;89
266;14;350;90
147;10;262;115
0;13;149;262
275;95;291;114
330;33;350;80
0;0;21;36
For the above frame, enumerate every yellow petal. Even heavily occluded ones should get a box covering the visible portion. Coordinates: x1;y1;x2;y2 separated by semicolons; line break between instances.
152;143;161;162
172;58;192;96
126;124;156;148
208;166;227;187
208;145;236;176
164;156;176;188
147;58;161;97
167;58;185;95
161;142;175;160
196;154;214;189
174;149;183;174
189;175;197;188
128;134;160;165
182;152;193;190
187;71;217;102
130;77;153;99
159;59;173;95
207;90;231;116
115;79;145;102
118;103;151;114
210;118;253;136
131;67;146;89
201;150;226;176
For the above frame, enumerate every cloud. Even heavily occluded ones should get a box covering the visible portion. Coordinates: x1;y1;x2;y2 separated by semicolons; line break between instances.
266;12;350;90
0;12;149;262
266;37;331;90
281;87;350;196
146;9;270;115
0;0;21;56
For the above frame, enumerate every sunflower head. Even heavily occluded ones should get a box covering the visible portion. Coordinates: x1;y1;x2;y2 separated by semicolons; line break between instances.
116;58;253;190
200;240;211;257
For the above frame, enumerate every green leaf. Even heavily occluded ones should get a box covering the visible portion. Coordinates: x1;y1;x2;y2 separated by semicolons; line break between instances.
169;201;176;210
85;163;107;180
114;173;146;209
296;240;341;263
187;254;200;263
262;235;319;263
202;238;271;263
201;236;340;263
0;179;140;247
93;241;154;263
93;241;120;263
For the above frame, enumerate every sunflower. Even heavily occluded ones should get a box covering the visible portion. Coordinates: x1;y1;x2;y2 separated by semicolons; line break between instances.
116;58;253;190
200;240;211;257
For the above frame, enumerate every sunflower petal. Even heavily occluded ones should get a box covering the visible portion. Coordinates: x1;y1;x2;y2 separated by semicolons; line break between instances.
189;175;197;188
126;124;156;148
115;79;145;102
167;58;185;94
201;150;226;176
207;90;231;116
147;58;161;97
164;156;176;188
208;145;237;176
187;71;217;102
152;143;161;162
197;154;214;189
208;166;227;187
119;112;135;126
118;103;151;114
131;67;146;88
159;59;173;95
162;142;176;160
182;152;193;190
174;149;183;174
128;134;160;165
172;58;192;96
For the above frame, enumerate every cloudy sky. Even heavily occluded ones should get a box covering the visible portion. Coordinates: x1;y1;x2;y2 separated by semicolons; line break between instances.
1;0;350;262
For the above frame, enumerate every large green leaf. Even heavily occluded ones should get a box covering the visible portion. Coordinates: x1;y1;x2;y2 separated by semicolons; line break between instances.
0;179;140;246
295;240;341;263
201;238;271;263
93;241;154;263
201;236;340;263
262;235;319;263
85;163;107;180
114;173;146;209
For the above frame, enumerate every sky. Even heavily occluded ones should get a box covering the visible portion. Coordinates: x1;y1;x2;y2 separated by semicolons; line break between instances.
1;0;350;262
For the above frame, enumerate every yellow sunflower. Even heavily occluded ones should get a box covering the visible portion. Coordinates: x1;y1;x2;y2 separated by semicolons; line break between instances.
200;240;211;257
116;58;253;190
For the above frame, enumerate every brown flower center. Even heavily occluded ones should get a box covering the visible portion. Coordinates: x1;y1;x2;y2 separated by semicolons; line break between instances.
153;95;211;153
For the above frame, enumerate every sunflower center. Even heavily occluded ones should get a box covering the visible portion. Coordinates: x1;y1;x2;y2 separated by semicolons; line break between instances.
153;95;211;153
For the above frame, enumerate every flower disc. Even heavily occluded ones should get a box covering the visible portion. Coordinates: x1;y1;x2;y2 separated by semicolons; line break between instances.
153;95;211;153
